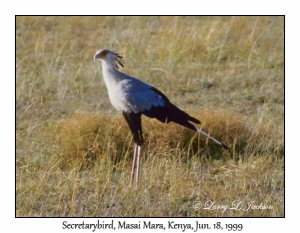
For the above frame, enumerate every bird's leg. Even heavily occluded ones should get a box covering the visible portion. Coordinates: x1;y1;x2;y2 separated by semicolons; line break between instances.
130;144;138;186
122;112;144;188
135;145;142;189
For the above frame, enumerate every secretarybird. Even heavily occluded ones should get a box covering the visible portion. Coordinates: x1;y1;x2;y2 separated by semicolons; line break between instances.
94;49;229;188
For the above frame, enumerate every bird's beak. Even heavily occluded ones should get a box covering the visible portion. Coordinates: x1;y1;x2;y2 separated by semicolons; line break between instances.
94;54;99;61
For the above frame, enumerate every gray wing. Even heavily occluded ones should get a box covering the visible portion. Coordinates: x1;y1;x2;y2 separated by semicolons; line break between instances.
118;77;166;113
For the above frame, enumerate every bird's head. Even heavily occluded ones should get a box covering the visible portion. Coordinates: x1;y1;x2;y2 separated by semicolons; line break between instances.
94;49;124;69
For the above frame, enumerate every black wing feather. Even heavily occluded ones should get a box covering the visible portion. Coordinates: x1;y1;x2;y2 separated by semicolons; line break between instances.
142;87;201;131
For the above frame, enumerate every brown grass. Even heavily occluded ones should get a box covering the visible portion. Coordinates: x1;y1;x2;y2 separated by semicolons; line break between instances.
16;16;284;217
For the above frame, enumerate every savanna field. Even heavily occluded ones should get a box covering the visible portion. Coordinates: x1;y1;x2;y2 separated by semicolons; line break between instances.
16;16;284;217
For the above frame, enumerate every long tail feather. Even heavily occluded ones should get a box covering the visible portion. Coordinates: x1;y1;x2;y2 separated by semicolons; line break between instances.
194;126;230;150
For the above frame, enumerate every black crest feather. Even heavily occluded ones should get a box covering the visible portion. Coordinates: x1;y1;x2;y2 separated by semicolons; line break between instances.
113;52;124;69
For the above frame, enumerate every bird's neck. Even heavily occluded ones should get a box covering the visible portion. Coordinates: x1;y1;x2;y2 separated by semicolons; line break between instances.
101;59;116;71
101;60;122;84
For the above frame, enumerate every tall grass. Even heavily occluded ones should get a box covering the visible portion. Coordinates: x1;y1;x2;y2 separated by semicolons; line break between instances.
16;16;284;217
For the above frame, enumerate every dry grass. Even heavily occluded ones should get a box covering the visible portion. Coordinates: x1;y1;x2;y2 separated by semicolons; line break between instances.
16;16;284;217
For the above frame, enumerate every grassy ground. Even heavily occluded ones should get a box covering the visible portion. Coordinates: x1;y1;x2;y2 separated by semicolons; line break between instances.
16;16;284;217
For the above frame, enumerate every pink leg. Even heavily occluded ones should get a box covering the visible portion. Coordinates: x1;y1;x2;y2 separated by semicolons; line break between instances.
130;144;138;186
135;145;142;189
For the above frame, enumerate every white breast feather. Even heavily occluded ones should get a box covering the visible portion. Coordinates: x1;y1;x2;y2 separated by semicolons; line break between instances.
102;67;165;113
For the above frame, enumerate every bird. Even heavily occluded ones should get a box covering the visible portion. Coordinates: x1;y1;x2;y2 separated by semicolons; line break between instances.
94;49;229;188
